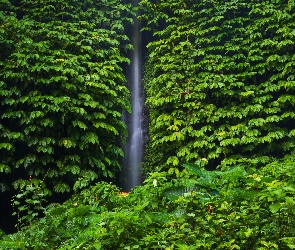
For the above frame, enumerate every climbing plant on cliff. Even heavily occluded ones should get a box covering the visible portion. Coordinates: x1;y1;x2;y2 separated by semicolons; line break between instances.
140;0;295;172
0;0;133;201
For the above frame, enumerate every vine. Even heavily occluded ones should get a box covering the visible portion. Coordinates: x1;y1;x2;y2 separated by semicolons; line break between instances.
141;0;295;172
0;0;134;220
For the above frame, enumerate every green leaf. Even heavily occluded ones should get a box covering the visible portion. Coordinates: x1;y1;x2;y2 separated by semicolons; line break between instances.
269;202;281;213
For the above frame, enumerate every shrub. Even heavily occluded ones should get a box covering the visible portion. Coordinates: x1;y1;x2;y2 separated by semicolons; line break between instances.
2;156;295;249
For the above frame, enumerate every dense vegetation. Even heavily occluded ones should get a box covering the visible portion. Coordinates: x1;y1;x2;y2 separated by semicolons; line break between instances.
142;0;295;172
1;0;295;249
0;0;133;230
1;156;295;249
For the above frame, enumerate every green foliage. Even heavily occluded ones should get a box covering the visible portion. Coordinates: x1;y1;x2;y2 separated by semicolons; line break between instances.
12;176;51;231
0;0;133;220
2;0;295;247
2;156;295;249
141;0;295;172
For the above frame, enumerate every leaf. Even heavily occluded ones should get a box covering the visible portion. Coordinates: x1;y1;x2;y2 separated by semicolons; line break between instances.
93;242;102;250
0;164;11;173
269;202;281;213
244;228;253;237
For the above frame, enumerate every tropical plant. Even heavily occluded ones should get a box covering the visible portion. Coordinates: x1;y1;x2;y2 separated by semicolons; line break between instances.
141;0;295;172
0;0;134;230
1;156;295;249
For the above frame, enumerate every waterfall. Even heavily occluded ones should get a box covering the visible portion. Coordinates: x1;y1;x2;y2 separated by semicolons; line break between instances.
122;10;143;191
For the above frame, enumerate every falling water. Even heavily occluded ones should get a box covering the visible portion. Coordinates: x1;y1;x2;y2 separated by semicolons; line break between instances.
122;10;143;191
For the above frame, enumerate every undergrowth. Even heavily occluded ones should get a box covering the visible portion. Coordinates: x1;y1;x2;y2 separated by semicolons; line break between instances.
1;155;295;249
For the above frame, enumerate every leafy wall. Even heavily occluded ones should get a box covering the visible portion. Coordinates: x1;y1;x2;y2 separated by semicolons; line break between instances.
1;0;295;247
0;0;133;202
141;0;295;172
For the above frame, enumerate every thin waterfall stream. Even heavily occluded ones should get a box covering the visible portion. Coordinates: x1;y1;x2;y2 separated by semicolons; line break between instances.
122;10;144;191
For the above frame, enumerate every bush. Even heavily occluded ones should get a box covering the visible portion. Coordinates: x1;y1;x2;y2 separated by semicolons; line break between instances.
2;156;295;249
